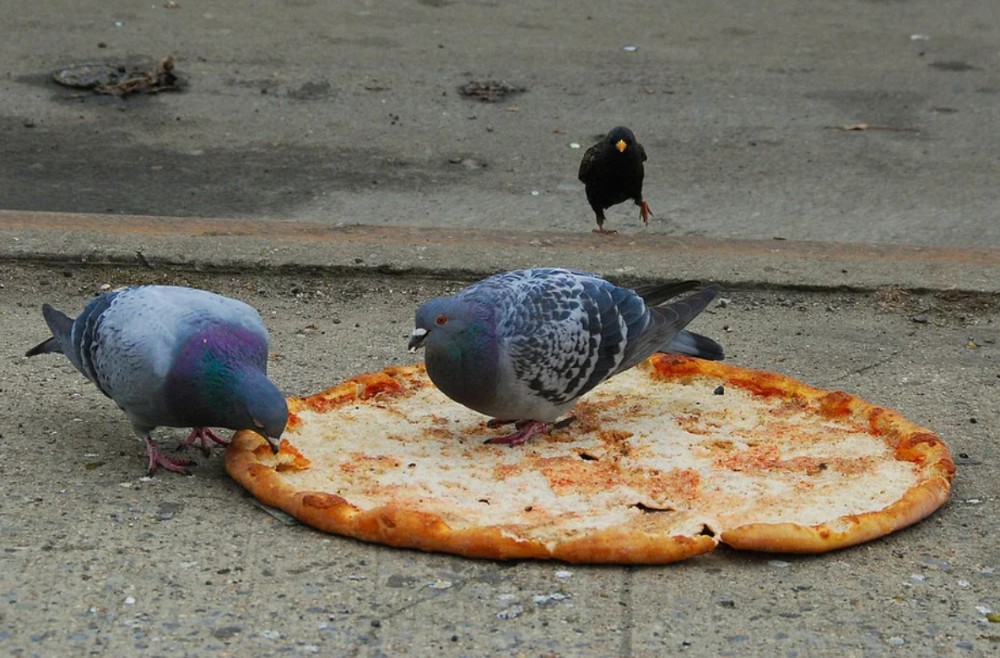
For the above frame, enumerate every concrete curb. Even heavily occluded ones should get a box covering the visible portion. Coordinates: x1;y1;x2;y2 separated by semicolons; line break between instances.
3;210;998;293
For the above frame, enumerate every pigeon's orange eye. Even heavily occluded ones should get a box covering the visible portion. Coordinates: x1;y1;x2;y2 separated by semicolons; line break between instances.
436;315;448;326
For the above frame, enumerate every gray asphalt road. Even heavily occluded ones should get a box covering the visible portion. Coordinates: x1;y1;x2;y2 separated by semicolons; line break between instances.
2;0;999;246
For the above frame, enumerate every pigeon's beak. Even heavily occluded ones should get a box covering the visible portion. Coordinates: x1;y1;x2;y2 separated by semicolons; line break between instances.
407;327;428;353
253;418;281;454
615;139;627;153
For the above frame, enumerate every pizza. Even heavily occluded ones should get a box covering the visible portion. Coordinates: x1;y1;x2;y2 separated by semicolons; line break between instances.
224;354;955;564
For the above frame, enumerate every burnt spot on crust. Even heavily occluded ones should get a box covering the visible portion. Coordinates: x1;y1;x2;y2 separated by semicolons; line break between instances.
302;492;348;510
631;502;676;513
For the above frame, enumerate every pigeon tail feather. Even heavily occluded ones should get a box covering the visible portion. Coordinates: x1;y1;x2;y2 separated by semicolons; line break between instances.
632;280;701;306
665;329;725;361
25;337;61;357
41;303;74;341
25;304;74;356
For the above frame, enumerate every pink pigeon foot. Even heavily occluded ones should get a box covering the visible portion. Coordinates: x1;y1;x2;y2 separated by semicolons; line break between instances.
182;427;228;456
484;420;549;447
144;437;194;475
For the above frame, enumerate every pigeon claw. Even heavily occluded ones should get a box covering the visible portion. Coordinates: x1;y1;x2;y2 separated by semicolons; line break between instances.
552;415;576;430
484;420;549;447
592;226;619;235
144;438;194;476
182;426;228;456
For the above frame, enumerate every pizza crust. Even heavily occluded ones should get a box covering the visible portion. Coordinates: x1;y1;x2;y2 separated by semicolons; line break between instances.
225;355;954;564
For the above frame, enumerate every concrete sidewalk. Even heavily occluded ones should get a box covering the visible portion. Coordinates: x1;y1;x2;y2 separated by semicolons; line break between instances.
1;214;997;657
4;210;999;294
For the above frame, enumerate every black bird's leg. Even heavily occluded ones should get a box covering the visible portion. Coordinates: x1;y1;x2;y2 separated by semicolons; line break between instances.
637;200;654;225
592;210;618;234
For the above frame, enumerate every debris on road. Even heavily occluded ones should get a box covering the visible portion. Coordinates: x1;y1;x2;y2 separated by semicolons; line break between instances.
825;122;919;133
459;79;524;102
53;56;181;97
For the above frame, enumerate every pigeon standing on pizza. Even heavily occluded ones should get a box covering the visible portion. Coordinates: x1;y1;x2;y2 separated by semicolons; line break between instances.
407;268;722;445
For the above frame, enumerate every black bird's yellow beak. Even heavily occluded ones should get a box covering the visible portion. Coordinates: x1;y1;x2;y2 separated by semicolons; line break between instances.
615;139;627;153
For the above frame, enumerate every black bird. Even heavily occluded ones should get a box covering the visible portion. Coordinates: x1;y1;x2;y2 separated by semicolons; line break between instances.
578;126;653;233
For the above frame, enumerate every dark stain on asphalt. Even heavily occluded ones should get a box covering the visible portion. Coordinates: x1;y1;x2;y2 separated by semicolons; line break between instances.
0;116;475;217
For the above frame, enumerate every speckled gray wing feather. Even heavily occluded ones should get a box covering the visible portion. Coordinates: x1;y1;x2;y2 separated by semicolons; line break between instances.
570;276;650;399
485;270;650;406
497;271;601;405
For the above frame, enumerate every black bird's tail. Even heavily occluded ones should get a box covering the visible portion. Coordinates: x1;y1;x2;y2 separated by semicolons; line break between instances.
25;304;73;357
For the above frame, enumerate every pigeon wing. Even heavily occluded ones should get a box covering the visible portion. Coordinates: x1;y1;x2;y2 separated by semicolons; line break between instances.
617;286;720;373
496;270;633;405
500;272;593;406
